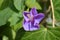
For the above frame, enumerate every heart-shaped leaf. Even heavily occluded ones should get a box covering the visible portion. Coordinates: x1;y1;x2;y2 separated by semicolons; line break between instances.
15;27;60;40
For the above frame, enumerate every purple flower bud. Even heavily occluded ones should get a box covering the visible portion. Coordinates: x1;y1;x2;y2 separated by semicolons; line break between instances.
23;8;45;31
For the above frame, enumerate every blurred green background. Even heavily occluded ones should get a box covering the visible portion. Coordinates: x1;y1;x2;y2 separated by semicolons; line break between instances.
0;0;60;40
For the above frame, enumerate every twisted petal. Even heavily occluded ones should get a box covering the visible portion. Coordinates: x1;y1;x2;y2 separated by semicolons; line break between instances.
23;20;39;31
23;11;30;22
34;13;45;25
30;8;38;16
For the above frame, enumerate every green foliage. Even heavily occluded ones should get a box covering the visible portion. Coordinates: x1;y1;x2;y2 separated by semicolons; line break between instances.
2;30;16;40
0;0;60;40
15;27;60;40
53;0;60;21
8;13;20;26
25;0;42;9
0;0;3;7
0;24;15;40
13;19;23;31
0;8;14;26
14;0;24;11
3;36;9;40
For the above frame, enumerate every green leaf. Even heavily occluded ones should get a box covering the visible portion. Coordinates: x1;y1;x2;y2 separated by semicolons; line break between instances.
53;0;60;21
12;30;16;40
14;0;24;11
2;29;16;40
13;18;23;31
3;36;9;40
0;8;14;26
15;27;60;40
9;13;23;31
25;0;42;9
8;11;23;31
8;13;20;26
19;11;23;17
2;26;16;40
0;0;10;10
0;0;3;7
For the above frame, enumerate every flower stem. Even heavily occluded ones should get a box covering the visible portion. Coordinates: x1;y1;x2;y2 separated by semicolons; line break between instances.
50;0;55;27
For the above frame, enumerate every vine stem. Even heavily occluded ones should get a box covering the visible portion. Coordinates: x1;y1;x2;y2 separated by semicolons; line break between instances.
50;0;55;27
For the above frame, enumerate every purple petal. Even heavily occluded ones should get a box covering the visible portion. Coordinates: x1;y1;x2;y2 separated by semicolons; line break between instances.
34;13;45;24
23;11;30;22
23;20;39;31
30;8;38;16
